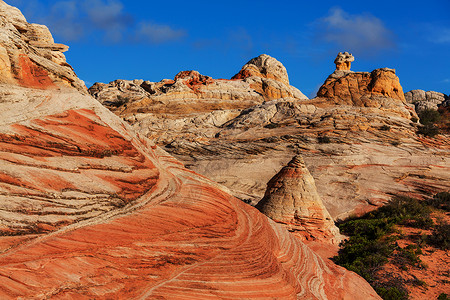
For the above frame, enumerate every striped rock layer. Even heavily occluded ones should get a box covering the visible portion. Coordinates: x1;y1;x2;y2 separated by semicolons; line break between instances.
0;2;382;299
256;156;342;244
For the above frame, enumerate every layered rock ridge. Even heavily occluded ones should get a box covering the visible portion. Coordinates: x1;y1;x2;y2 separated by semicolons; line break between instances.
0;3;381;299
256;155;342;244
0;1;85;92
88;54;308;145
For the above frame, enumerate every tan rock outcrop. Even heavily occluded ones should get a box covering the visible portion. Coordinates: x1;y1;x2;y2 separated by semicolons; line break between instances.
0;0;85;92
317;67;405;103
334;51;354;71
256;155;342;244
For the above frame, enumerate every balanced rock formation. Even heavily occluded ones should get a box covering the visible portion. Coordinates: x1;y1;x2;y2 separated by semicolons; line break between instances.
318;53;407;114
0;2;381;299
405;89;448;113
334;52;354;71
0;1;85;91
256;155;341;244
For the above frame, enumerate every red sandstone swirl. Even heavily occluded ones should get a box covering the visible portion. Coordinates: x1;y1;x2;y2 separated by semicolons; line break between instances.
0;2;380;298
0;118;380;298
0;92;378;299
0;108;158;236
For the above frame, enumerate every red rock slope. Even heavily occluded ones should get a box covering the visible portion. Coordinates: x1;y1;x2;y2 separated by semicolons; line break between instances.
0;1;380;299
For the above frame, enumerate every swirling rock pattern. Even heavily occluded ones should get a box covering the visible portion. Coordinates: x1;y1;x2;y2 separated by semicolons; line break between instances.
0;3;381;299
0;75;380;300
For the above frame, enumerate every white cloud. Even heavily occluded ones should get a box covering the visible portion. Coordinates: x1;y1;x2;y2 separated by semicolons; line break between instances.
314;7;396;55
431;27;450;44
8;0;186;44
135;22;185;44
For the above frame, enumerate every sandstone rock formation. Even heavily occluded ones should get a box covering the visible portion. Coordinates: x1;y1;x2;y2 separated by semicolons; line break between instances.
0;2;381;299
91;51;449;220
0;1;85;92
256;155;341;244
334;51;354;71
405;89;448;113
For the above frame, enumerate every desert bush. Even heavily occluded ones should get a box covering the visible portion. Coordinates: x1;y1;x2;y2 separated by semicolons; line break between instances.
426;192;450;211
373;275;409;300
427;222;450;250
417;124;440;137
318;136;331;143
418;109;441;125
417;109;442;136
375;286;409;300
438;293;449;300
380;125;391;131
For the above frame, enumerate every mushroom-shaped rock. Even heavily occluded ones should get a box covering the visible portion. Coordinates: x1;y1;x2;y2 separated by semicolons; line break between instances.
256;155;342;244
334;51;354;71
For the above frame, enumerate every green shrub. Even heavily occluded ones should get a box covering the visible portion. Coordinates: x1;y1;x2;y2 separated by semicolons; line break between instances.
427;222;450;250
318;136;331;143
426;192;450;211
333;194;442;299
367;196;433;229
394;244;426;269
375;286;409;300
418;109;441;125
417;124;440;137
438;293;449;300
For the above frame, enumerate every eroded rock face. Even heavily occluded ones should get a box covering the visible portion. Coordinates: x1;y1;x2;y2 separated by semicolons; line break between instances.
405;89;448;113
256;155;341;244
0;1;85;92
0;3;381;299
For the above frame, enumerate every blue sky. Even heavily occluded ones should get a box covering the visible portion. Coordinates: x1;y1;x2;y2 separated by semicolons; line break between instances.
7;0;450;97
